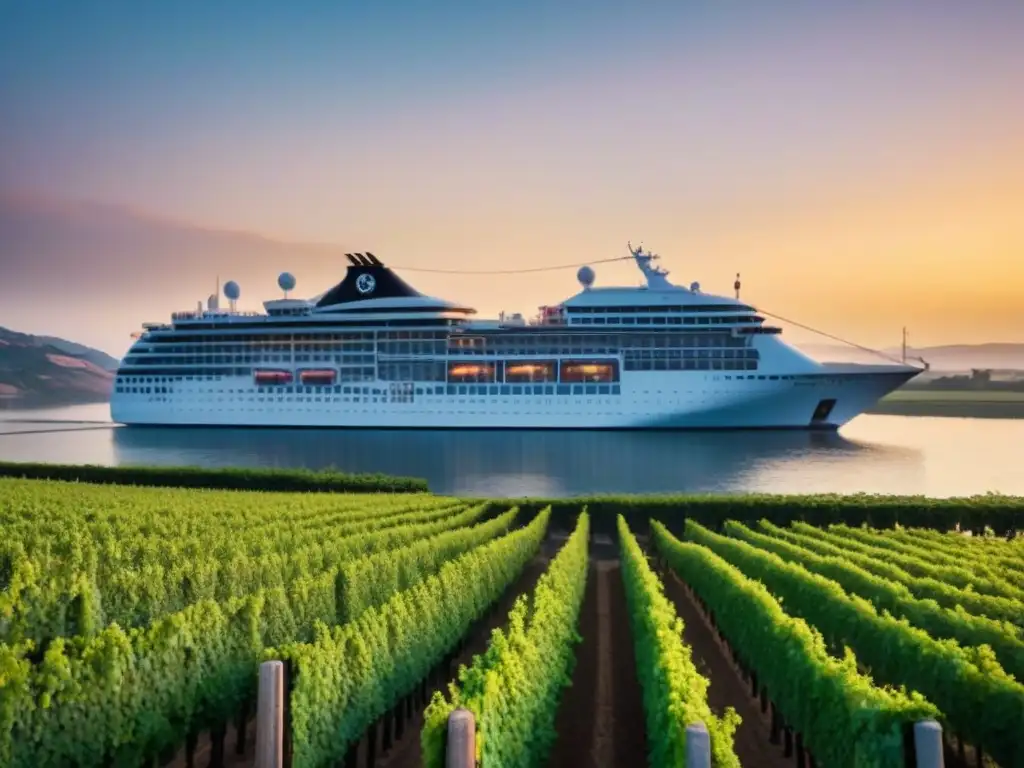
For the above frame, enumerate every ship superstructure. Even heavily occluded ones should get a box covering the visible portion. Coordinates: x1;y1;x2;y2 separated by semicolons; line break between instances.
111;246;920;429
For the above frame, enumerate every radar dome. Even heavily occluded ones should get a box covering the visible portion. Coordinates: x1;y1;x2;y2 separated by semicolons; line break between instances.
223;280;241;301
689;281;701;293
278;272;296;292
577;265;595;288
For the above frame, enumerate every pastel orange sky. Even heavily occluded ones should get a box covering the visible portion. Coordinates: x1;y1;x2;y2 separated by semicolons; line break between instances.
1;2;1022;356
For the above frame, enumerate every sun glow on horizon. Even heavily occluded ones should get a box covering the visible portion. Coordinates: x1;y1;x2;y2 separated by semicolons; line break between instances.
1;2;1022;355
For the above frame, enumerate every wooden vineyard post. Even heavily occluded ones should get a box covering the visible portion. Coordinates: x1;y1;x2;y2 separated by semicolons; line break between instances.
913;720;945;768
446;707;476;768
256;660;285;768
685;722;711;768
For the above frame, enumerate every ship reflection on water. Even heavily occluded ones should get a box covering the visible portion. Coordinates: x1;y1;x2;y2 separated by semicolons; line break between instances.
110;426;916;498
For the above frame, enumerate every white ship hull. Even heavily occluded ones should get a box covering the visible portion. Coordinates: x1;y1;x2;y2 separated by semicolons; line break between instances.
110;365;916;430
113;246;924;432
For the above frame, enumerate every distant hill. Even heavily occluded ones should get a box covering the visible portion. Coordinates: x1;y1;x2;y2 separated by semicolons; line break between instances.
796;342;1024;372
35;335;120;372
0;326;116;408
0;190;350;356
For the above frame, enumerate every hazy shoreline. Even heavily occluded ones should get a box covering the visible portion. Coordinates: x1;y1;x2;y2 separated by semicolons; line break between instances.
869;390;1024;419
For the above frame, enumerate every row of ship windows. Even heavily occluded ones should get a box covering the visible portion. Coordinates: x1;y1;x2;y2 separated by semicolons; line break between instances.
122;345;757;372
144;332;418;344
375;358;758;380
126;342;753;362
116;365;807;398
117;372;815;387
568;315;754;327
118;367;378;381
116;357;759;383
169;318;469;331
116;383;625;397
128;403;634;415
136;332;750;354
625;349;758;360
448;333;748;351
127;344;752;365
624;359;757;371
124;354;378;366
135;343;377;354
566;304;755;314
375;360;623;384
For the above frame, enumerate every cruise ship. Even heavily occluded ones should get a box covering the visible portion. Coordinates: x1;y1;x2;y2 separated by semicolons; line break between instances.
111;245;921;429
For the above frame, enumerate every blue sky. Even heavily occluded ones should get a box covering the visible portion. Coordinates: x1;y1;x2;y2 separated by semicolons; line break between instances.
2;1;1023;352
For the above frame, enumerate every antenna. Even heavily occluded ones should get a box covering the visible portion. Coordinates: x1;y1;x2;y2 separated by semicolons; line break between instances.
902;327;908;364
734;272;742;300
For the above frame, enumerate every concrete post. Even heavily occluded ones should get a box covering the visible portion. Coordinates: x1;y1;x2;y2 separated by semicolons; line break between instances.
685;722;711;768
446;707;476;768
913;720;945;768
256;660;285;768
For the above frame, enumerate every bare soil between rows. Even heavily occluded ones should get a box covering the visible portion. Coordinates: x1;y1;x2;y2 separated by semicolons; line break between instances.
546;557;648;768
660;568;793;768
373;554;552;768
661;564;976;768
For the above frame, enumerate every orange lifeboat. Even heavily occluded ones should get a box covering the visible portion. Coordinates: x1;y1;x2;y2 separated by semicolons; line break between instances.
299;369;337;385
254;369;293;386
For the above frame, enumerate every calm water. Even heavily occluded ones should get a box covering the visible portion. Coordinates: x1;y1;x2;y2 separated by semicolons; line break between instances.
0;403;1021;498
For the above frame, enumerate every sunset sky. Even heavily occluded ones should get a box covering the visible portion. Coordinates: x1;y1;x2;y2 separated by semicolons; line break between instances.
2;1;1023;356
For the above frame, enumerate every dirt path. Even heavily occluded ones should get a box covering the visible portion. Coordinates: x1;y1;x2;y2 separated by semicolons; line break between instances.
660;568;793;768
375;554;551;768
547;534;647;768
661;565;981;768
165;712;256;768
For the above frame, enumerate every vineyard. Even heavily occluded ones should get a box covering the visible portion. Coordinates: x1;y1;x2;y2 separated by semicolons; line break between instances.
1;473;1023;767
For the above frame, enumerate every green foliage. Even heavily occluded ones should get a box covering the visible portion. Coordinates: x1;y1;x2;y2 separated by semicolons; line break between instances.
277;508;551;768
0;493;506;766
896;525;1024;552
0;460;428;492
618;516;740;768
652;521;938;767
890;527;1024;576
336;506;518;623
422;511;589;768
0;478;462;645
683;520;1024;768
1;595;263;767
754;520;1024;629
6;473;1024;768
512;493;1024;536
826;523;1024;586
725;521;1024;681
788;521;1024;603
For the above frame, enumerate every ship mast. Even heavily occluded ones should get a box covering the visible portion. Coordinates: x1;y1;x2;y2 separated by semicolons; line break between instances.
627;242;673;289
